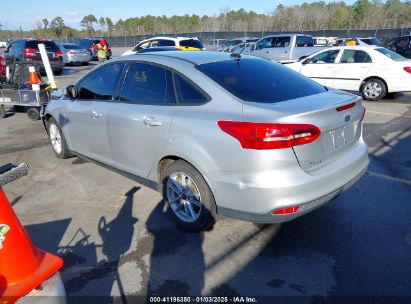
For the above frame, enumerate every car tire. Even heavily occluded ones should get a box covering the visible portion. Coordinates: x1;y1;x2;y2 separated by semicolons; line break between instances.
161;160;216;232
0;106;6;118
47;117;73;159
82;62;89;66
54;69;63;76
361;78;387;101
27;107;40;121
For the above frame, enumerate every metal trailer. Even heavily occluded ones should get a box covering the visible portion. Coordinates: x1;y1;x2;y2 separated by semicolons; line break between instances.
0;61;51;121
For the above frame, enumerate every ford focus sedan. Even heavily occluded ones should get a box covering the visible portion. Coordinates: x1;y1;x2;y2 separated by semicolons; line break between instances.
44;51;369;231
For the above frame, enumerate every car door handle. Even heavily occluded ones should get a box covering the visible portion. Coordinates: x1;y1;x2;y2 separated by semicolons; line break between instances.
91;111;103;119
143;117;162;127
284;51;288;53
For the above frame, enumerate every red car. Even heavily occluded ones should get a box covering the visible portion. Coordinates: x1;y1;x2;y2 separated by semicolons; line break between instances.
0;54;6;81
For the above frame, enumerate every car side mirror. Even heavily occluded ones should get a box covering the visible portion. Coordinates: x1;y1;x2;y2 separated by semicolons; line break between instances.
66;85;76;98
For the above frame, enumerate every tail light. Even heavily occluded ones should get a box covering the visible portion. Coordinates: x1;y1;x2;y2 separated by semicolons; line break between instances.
336;102;356;112
23;48;36;57
272;206;299;215
217;121;321;150
55;50;63;56
403;67;411;74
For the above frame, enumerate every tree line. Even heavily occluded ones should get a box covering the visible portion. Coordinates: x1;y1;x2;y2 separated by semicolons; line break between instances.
1;0;410;40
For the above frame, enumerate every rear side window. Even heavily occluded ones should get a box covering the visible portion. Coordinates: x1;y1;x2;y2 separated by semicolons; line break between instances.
197;58;326;103
179;39;204;49
174;74;208;104
26;40;59;51
158;40;175;47
120;63;175;105
77;63;125;100
340;50;372;63
296;36;314;47
274;37;290;47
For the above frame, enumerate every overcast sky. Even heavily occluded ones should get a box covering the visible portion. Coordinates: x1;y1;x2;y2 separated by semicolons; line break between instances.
0;0;357;30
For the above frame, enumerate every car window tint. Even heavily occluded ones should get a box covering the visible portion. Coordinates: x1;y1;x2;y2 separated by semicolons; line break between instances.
78;63;125;100
256;37;274;50
375;47;408;62
26;40;59;51
179;39;204;49
309;50;339;64
120;63;175;105
158;40;175;47
340;50;372;63
63;44;82;49
274;37;290;47
197;58;326;103
395;37;410;49
174;74;207;104
135;41;150;51
296;36;314;47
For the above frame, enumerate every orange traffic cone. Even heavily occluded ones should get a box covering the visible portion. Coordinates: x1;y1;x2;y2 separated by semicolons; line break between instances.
26;66;41;85
0;173;63;302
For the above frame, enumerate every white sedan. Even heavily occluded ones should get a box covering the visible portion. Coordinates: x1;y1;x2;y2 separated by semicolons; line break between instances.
286;46;411;100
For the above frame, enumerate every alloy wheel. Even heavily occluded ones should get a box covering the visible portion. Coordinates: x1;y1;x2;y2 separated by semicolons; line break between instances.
49;123;62;154
166;172;203;223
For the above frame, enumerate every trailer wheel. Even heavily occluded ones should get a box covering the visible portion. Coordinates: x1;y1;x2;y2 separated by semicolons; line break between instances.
27;107;40;121
0;106;6;118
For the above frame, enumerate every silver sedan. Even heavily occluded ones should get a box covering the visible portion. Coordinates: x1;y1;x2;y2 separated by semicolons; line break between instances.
43;51;369;231
58;43;91;66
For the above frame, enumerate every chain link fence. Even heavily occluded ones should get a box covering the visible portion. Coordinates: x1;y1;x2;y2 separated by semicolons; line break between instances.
54;28;411;47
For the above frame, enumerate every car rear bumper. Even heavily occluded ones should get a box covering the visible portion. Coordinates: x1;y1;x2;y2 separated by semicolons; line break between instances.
66;54;92;63
211;140;369;223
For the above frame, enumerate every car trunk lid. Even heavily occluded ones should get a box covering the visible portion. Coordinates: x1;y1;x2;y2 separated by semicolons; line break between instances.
242;91;364;172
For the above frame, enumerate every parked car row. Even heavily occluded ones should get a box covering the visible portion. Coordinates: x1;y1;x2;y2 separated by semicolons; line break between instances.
286;46;411;101
0;38;115;79
121;36;205;56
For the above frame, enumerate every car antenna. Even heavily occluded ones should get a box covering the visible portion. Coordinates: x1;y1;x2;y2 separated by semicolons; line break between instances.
230;43;248;60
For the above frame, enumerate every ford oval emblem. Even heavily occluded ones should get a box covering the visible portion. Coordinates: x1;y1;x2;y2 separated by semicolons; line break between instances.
344;114;351;122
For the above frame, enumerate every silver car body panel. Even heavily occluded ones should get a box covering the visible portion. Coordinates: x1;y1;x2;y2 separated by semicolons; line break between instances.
59;44;91;64
45;51;369;223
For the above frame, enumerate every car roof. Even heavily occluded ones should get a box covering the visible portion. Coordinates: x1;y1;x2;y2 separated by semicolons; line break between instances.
320;45;380;51
144;36;198;42
116;50;251;65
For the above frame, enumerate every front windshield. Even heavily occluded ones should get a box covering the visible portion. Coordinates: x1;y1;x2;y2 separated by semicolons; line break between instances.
375;47;408;62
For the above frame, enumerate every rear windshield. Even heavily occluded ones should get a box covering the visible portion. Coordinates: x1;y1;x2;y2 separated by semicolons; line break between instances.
360;38;382;46
62;44;83;49
196;58;326;103
79;40;92;47
179;39;204;49
375;47;408;62
26;40;58;50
